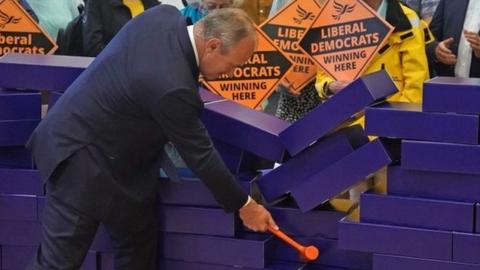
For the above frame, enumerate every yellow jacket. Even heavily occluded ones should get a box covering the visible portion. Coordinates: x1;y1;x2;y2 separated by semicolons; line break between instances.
316;1;433;104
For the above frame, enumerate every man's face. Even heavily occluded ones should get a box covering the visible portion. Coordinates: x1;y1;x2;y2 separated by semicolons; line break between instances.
201;0;233;12
199;36;256;80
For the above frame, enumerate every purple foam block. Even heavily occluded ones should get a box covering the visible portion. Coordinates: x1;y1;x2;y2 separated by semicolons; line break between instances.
0;169;42;195
0;120;40;146
158;178;218;207
453;232;480;264
201;99;290;162
476;204;480;233
292;139;391;212
423;77;480;114
402;140;480;175
373;254;480;270
160;233;273;268
365;102;479;144
48;91;63;111
158;260;306;270
158;205;236;237
360;192;474;232
280;70;398;156
257;126;365;202
0;221;41;246
339;216;452;260
387;166;480;202
270;236;372;270
199;87;224;103
0;146;34;168
0;194;37;221
213;140;272;175
0;90;41;120
268;206;346;239
0;54;93;92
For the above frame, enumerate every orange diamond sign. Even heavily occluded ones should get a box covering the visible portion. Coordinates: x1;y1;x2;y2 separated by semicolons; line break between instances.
0;0;57;56
203;25;293;109
260;0;323;94
299;0;393;81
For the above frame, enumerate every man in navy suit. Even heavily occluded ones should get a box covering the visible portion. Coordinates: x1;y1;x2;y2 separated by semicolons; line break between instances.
26;5;277;269
427;0;480;78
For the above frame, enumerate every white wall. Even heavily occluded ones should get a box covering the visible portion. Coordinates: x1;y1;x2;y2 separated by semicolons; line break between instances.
161;0;185;9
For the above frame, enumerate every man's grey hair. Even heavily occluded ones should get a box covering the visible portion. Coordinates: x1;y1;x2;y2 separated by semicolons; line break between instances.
198;8;256;53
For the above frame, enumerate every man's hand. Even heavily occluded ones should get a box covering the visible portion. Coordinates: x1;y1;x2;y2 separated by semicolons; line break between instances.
239;199;278;232
327;80;351;95
435;37;457;65
464;30;480;58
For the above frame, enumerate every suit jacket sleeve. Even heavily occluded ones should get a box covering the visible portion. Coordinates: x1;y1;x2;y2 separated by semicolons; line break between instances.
153;88;249;212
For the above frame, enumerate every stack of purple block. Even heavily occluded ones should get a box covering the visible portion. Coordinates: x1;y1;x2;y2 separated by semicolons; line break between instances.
340;77;480;269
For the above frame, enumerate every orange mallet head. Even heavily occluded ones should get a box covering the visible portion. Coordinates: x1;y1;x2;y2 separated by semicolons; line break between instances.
268;225;319;261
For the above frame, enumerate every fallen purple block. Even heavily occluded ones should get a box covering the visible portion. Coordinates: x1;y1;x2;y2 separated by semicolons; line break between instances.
402;140;480;175
365;102;479;144
477;204;480;233
0;194;38;221
387;166;480;202
0;54;93;92
280;70;398;156
423;77;480;114
339;215;452;260
159;233;273;268
360;192;474;232
199;87;224;103
158;260;306;270
0;220;41;246
202;99;289;162
257;126;366;202
453;232;480;264
292;139;391;212
0;119;40;146
373;254;480;270
158;205;235;237
158;178;218;207
0;90;41;120
0;146;34;169
0;169;42;195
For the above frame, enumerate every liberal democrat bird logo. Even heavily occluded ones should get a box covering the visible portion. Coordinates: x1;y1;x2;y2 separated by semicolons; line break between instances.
293;5;315;24
0;9;21;29
332;0;356;21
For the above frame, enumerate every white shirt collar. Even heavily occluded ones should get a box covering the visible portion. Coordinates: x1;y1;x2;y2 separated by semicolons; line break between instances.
188;25;199;67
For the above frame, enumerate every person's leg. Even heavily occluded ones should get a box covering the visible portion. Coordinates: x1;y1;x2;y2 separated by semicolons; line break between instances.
27;194;99;269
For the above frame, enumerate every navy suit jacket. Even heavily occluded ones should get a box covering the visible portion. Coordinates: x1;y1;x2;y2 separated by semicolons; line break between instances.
27;5;248;215
427;0;480;77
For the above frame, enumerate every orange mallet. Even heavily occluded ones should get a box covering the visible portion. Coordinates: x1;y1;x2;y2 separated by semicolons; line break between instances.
268;225;319;261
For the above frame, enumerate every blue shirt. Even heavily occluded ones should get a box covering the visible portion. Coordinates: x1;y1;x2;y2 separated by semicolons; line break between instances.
180;5;205;24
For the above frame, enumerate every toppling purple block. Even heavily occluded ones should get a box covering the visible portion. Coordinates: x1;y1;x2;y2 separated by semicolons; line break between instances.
292;139;391;212
199;87;224;103
339;215;452;260
0;194;37;221
360;192;474;232
257;126;366;202
1;245;97;270
202;99;289;162
387;166;480;202
0;90;41;120
402;140;480;175
365;102;479;144
160;233;273;268
0;146;34;168
213;140;273;175
0;54;93;92
48;91;63;111
158;260;306;270
270;236;372;270
0;169;42;195
373;254;480;270
0;119;40;146
0;220;41;246
268;206;347;239
158;205;236;237
280;70;398;156
453;232;480;264
158;178;218;207
423;77;480;114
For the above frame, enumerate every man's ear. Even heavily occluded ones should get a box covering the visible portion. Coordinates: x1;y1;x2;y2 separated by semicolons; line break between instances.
205;38;222;53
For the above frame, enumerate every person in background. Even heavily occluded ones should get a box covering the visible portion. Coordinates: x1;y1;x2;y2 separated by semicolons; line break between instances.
316;0;432;104
403;0;440;23
181;0;243;23
427;0;480;78
83;0;159;57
